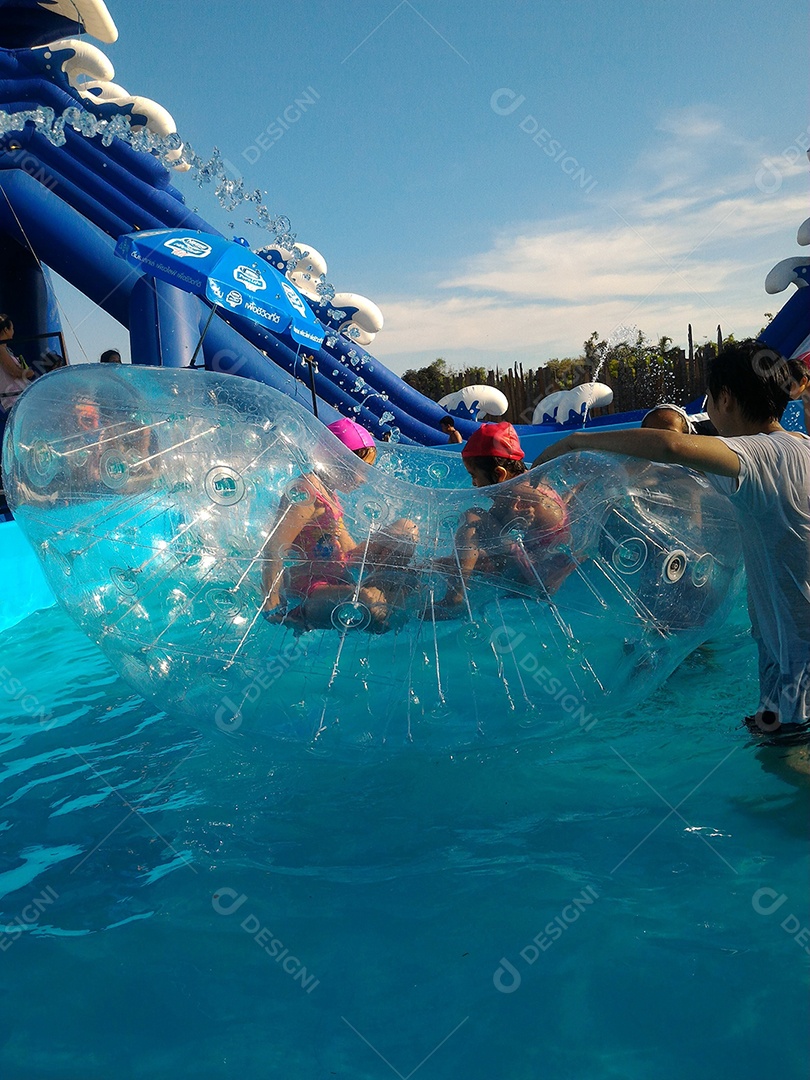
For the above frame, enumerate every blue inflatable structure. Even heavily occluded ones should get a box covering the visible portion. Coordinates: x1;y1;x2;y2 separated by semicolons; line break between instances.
0;0;806;448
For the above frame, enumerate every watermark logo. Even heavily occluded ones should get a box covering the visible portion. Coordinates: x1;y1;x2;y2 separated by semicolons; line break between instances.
752;887;810;955
242;88;321;166
0;665;56;729
164;236;212;259
755;127;810;194
0;142;59;190
213;638;309;733
489;627;598;731
212;888;320;993
750;346;807;402
0;886;59;952
491;88;597;193
493;885;600;993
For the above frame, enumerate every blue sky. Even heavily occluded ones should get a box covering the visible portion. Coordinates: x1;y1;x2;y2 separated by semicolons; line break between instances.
56;0;809;372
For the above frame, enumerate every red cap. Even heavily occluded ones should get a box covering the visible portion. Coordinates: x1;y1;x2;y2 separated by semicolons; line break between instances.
462;422;524;461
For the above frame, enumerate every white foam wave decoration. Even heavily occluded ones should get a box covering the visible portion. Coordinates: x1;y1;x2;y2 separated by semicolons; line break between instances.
43;0;118;43
439;385;508;421
79;79;134;102
261;243;328;290
31;39;187;170
84;87;187;170
532;383;613;426
37;37;114;82
765;257;810;294
798;218;810;246
557;383;613;425
339;325;374;346
331;292;384;345
257;247;384;341
4;365;744;755
532;390;569;425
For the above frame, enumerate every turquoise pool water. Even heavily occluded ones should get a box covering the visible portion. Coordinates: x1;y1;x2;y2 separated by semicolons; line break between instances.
0;599;807;1078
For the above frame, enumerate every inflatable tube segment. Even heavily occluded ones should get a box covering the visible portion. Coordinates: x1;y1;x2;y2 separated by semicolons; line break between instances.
37;37;114;82
439;385;509;421
5;366;744;754
532;383;614;426
0;0;118;49
765;257;810;294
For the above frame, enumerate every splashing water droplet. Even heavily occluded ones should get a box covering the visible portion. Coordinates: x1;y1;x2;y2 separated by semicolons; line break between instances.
0;102;349;330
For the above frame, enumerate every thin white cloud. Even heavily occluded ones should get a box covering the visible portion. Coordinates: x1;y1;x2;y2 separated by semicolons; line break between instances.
371;109;809;370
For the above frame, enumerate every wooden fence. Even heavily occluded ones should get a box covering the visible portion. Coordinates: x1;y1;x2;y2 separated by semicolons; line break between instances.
423;344;719;423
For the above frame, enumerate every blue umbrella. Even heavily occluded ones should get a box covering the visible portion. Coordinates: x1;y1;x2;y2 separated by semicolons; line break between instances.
114;229;326;356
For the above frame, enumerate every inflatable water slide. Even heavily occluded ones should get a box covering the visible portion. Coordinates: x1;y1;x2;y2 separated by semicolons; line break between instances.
0;0;807;450
0;0;482;446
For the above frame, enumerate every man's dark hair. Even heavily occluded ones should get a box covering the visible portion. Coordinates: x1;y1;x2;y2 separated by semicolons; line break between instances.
707;338;804;424
439;415;456;429
100;349;121;364
0;314;12;335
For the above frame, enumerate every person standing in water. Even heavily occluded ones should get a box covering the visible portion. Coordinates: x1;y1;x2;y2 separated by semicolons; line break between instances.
439;415;463;444
534;339;810;734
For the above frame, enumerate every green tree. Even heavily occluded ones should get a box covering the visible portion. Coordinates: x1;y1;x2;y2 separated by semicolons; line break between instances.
402;358;449;399
541;357;590;390
402;359;493;401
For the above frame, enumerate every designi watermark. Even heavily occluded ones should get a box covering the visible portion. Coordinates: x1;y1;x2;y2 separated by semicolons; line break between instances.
493;885;600;993
212;888;320;993
752;887;810;956
0;886;59;952
755;126;810;194
491;88;597;193
0;665;56;729
214;637;308;733
489;626;599;732
242;88;321;166
0;139;59;190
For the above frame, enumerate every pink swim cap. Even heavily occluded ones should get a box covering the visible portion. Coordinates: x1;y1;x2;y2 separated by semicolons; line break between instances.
327;417;376;452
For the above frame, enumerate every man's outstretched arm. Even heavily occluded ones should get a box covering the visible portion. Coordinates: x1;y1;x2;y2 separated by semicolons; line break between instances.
532;429;741;478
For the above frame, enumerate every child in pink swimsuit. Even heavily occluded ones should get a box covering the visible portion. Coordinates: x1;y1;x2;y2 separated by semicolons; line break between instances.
437;422;573;611
262;418;417;633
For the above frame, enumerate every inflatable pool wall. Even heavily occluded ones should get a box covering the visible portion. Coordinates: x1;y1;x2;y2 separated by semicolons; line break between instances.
4;365;744;753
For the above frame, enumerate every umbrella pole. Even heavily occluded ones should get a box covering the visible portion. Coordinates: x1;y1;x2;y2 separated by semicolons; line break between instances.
302;352;319;419
188;305;217;369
